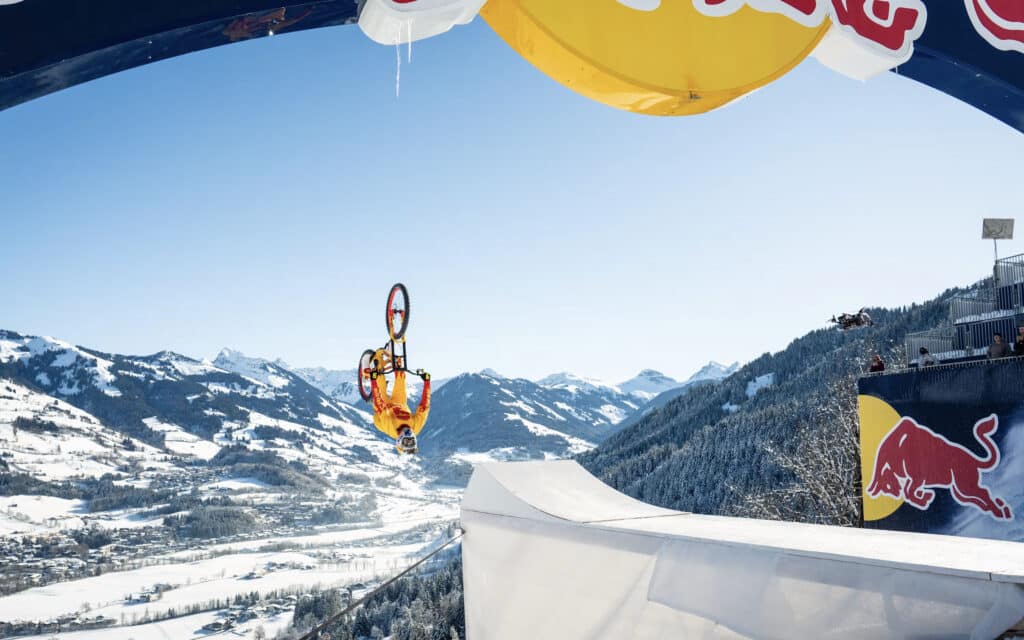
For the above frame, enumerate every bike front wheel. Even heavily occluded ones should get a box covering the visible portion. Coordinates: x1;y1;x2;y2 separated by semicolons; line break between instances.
386;283;410;341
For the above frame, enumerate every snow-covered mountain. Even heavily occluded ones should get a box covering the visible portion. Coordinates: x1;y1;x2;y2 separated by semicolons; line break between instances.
617;370;680;400
212;348;295;389
291;363;447;408
616;363;739;401
416;362;742;484
291;365;362;405
0;331;408;486
0;379;169;482
419;371;642;483
0;329;737;492
613;361;742;433
535;372;621;395
685;361;740;385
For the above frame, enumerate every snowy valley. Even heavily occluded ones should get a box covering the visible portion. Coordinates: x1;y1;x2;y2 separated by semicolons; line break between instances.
0;329;733;639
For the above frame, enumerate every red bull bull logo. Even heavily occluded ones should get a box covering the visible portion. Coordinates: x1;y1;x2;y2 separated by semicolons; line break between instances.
866;414;1013;521
966;0;1024;53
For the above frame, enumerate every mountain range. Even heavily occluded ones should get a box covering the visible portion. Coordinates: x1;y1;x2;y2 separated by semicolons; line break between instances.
0;329;737;491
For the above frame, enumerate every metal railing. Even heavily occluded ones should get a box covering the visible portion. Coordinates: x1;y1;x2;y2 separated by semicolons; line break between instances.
864;353;1022;377
905;327;957;363
949;295;1000;324
993;254;1024;314
995;253;1024;286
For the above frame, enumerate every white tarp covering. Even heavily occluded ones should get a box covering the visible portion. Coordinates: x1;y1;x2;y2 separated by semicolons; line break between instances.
461;460;1024;640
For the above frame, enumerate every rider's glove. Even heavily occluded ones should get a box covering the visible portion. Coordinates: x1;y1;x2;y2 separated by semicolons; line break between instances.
418;370;431;381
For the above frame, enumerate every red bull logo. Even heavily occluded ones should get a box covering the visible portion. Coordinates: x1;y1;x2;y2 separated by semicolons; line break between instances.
966;0;1024;53
694;0;927;58
867;414;1013;521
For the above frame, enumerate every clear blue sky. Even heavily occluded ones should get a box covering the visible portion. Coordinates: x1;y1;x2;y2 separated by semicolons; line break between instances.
2;18;1022;383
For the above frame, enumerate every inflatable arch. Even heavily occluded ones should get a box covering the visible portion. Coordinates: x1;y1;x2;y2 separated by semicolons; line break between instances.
0;1;1022;132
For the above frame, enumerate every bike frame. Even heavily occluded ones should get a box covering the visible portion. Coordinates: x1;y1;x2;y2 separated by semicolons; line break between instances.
372;339;408;375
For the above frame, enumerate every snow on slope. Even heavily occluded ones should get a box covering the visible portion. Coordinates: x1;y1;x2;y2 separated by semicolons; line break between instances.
1;331;416;488
503;413;594;455
0;380;167;481
419;372;641;484
0;495;86;532
746;373;776;398
0;332;121;397
143;417;221;460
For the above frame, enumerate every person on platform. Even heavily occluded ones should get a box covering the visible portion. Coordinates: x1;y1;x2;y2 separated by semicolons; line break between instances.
919;347;938;367
1014;326;1024;355
869;354;885;373
989;333;1011;359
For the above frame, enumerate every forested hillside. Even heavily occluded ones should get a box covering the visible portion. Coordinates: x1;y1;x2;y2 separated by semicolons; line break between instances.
579;284;968;520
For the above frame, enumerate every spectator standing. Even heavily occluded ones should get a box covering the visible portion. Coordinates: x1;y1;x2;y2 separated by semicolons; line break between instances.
919;347;938;366
869;354;885;373
989;333;1011;359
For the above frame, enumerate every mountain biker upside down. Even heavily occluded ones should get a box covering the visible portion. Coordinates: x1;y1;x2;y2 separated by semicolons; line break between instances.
370;365;431;454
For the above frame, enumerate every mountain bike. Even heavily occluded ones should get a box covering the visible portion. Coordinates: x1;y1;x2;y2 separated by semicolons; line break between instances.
358;283;411;402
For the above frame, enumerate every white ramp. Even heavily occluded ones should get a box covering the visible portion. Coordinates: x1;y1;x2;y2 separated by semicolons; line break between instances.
461;460;1024;640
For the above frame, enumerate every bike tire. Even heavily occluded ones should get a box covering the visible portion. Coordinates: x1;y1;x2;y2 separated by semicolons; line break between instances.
386;283;411;341
357;349;375;403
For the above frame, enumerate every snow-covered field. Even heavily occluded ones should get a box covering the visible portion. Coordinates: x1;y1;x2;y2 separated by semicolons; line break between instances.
9;609;297;640
0;484;460;639
0;496;86;531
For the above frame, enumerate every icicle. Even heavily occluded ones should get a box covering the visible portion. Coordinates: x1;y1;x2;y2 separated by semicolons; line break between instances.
407;21;412;63
395;38;401;97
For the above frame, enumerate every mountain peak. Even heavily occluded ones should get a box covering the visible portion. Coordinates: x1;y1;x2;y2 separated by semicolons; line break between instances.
215;347;247;362
213;348;293;389
618;369;679;399
685;361;740;385
536;372;619;393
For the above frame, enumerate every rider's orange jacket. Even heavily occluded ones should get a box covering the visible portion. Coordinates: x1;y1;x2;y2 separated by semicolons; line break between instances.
370;370;431;438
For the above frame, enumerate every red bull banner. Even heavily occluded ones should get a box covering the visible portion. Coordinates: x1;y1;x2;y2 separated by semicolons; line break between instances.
1;0;1023;130
482;0;1024;131
858;359;1024;542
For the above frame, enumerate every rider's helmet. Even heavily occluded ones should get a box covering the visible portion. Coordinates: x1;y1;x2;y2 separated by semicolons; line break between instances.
397;426;418;454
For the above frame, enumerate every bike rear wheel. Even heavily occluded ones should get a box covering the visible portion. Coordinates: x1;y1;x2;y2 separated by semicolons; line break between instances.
357;349;375;403
386;283;410;341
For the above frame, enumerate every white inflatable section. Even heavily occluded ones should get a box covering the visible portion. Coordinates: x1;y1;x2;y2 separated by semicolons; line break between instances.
812;25;907;81
462;461;1024;640
358;0;486;45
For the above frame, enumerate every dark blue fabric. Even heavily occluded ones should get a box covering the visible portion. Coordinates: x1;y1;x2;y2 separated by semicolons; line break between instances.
892;1;1024;133
0;1;359;112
